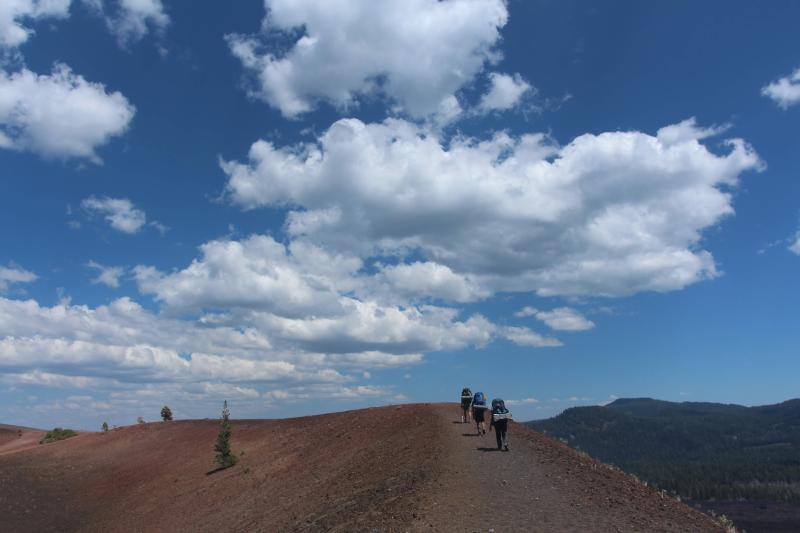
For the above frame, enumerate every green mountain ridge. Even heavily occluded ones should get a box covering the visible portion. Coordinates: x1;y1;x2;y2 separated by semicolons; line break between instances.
527;398;800;503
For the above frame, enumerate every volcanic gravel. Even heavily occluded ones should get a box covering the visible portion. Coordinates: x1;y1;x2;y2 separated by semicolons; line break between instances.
0;404;724;532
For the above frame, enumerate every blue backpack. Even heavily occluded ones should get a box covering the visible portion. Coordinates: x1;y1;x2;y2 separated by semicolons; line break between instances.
473;392;486;407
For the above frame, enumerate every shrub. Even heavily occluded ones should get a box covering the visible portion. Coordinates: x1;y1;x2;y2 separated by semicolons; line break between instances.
214;400;238;469
137;416;145;424
39;427;77;444
161;405;173;421
102;421;109;432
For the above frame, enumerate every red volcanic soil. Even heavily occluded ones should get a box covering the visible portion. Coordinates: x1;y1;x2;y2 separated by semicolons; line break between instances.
0;404;723;532
0;424;46;456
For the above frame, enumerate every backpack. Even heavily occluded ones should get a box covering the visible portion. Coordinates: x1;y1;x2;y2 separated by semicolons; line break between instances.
461;387;472;399
491;398;512;421
473;392;486;407
491;398;508;414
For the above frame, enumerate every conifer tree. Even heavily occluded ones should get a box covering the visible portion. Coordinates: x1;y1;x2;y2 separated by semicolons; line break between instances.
214;400;237;469
102;421;109;432
161;405;173;421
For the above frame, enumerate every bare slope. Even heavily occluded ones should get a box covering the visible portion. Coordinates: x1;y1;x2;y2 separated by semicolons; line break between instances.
0;404;722;532
0;424;46;456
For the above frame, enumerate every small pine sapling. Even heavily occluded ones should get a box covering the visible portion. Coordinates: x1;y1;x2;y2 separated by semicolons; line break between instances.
102;421;109;432
214;400;238;469
161;405;173;421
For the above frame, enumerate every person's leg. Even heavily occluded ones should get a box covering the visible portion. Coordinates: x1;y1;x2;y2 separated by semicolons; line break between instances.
495;423;502;449
502;422;509;450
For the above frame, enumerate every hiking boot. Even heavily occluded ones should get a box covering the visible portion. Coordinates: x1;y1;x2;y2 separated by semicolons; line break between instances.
503;445;509;451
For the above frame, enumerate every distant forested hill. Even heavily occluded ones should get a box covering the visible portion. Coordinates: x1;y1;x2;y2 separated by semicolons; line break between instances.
527;398;800;502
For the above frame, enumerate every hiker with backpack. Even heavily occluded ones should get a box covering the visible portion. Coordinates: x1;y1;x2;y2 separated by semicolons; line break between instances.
472;391;488;435
460;387;473;423
490;398;512;451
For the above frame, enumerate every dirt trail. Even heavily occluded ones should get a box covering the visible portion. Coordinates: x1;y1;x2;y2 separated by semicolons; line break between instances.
0;404;723;532
418;405;722;532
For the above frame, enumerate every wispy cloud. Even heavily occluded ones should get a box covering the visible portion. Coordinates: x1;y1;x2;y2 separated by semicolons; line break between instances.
82;196;147;234
86;260;125;288
0;263;36;292
515;306;595;331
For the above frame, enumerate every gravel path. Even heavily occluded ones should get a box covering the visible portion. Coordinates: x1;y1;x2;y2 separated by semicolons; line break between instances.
419;405;724;533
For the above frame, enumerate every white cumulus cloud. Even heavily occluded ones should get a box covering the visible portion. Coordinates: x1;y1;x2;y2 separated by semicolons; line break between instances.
0;0;71;49
374;262;488;304
133;234;498;356
478;72;532;113
762;68;800;109
226;0;508;118
222;116;762;299
82;196;147;233
0;64;135;162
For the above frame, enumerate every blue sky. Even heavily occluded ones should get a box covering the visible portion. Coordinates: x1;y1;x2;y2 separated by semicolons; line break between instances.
1;0;799;429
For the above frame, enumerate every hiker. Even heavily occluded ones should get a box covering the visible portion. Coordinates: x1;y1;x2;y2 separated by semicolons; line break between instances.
460;387;473;423
472;391;488;435
490;398;512;451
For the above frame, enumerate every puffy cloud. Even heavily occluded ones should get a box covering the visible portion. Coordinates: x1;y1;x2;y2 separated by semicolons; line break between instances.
0;0;71;49
501;326;562;348
761;68;800;109
86;260;124;287
82;196;146;233
0;64;135;162
222;116;763;298
134;235;360;317
374;261;488;303
0;296;348;385
0;248;508;408
477;72;532;113
259;301;495;355
655;117;729;146
515;306;594;331
226;0;507;118
0;296;272;364
0;263;36;292
133;233;498;355
0;285;482;414
514;306;537;317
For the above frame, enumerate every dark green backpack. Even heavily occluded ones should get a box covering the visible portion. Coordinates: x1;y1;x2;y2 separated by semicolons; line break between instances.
491;398;508;414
